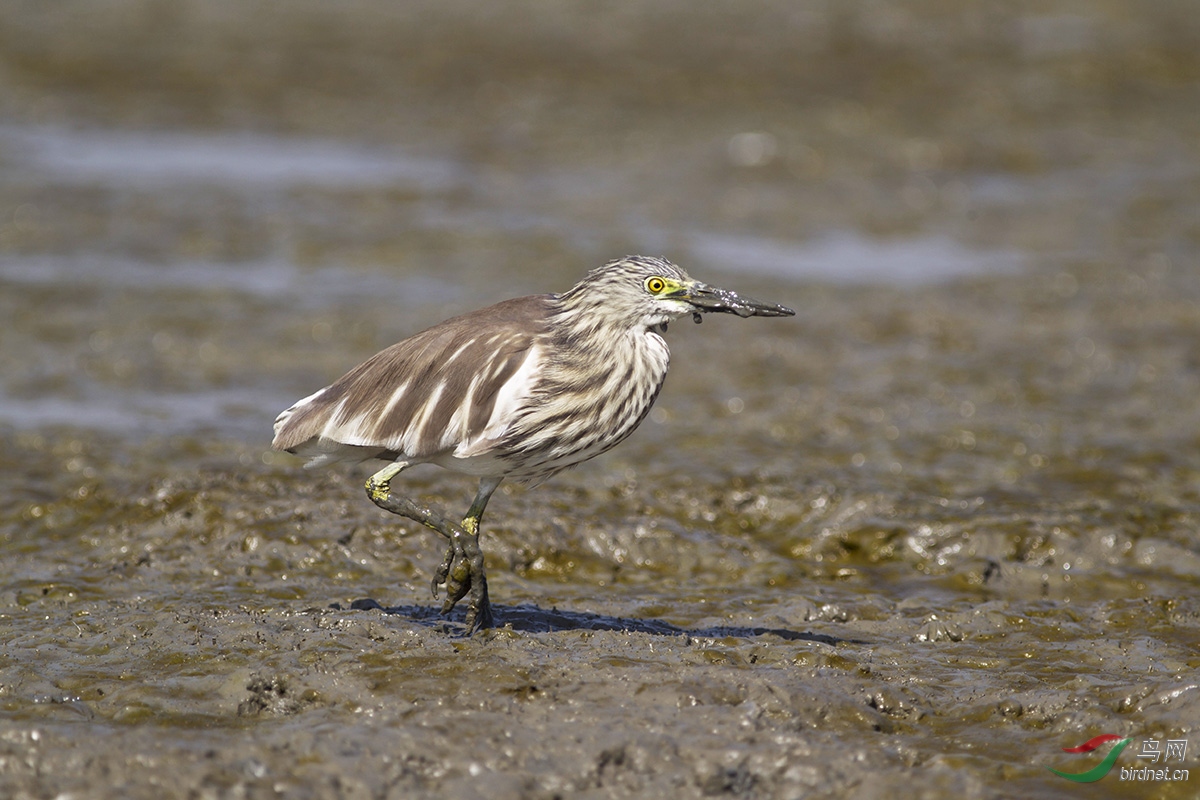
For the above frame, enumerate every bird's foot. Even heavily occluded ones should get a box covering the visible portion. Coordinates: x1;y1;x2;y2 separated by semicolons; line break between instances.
430;530;493;634
365;478;494;634
431;540;470;605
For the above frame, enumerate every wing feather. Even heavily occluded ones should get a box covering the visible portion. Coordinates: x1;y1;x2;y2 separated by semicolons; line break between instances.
272;295;553;466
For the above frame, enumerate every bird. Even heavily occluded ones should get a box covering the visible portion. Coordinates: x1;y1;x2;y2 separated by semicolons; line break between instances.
272;255;794;632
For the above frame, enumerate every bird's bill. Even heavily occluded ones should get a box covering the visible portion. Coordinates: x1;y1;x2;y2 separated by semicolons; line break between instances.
682;281;795;318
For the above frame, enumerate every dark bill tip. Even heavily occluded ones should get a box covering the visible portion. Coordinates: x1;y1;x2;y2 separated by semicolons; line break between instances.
686;283;795;318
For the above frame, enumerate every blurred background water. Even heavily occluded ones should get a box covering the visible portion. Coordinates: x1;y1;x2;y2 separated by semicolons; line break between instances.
1;1;1195;438
0;2;1198;798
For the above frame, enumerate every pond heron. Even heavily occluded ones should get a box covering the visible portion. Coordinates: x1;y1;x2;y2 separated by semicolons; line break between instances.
272;256;793;632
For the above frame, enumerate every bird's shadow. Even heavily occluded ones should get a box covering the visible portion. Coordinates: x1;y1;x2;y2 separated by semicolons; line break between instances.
343;598;856;645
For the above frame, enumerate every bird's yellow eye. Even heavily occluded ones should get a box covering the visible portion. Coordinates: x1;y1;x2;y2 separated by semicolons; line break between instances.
645;277;667;294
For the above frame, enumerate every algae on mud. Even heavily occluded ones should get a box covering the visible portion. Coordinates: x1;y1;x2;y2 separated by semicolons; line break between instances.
1;1;1199;798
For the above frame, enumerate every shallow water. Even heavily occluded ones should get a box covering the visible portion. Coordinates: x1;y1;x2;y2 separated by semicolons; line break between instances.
1;2;1198;798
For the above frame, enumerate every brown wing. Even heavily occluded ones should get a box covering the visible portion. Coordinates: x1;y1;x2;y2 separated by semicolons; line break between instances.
272;295;554;465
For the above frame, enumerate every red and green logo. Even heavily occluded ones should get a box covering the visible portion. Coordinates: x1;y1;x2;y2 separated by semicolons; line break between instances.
1047;734;1132;783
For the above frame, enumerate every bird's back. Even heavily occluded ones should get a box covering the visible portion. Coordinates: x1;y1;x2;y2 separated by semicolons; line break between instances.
272;295;554;470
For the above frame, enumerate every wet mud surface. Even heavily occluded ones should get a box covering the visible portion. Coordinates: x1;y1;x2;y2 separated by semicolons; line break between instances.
1;2;1198;798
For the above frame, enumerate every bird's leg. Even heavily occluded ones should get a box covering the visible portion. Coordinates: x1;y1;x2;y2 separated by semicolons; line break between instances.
431;476;503;630
365;464;499;633
365;461;408;505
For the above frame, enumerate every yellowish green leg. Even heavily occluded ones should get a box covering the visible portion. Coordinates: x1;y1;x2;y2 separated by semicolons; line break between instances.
365;464;501;633
365;460;407;504
432;476;502;631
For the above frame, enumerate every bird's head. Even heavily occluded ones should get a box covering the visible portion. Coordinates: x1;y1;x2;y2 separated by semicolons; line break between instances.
565;255;795;331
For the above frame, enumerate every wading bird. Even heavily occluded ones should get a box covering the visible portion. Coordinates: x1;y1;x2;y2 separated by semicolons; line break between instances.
273;256;793;632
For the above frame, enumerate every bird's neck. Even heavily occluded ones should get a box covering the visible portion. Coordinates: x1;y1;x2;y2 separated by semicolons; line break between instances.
553;305;665;357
